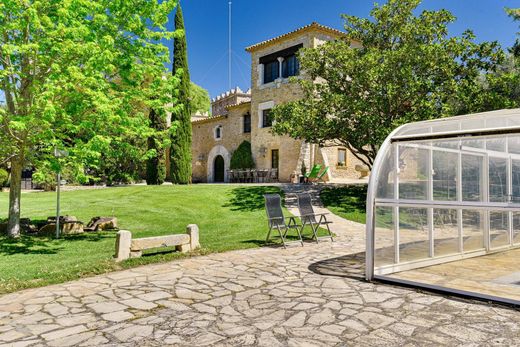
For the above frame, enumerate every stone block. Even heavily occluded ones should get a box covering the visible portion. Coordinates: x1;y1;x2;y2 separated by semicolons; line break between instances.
85;217;118;231
115;230;132;262
130;234;190;251
61;222;84;235
186;224;200;250
175;244;190;253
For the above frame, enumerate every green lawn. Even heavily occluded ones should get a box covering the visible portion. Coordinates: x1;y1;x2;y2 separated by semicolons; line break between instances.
0;185;311;294
320;185;368;224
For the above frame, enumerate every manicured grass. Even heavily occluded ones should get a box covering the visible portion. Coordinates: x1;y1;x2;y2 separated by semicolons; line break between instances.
320;185;368;224
0;185;308;294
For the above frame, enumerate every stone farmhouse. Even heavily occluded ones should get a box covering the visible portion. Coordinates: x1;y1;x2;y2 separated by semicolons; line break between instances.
191;22;366;183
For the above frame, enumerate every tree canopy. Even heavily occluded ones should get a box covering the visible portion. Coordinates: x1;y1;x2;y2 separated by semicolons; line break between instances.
170;3;192;184
230;141;255;170
0;0;180;237
507;7;520;57
190;82;210;114
271;0;504;169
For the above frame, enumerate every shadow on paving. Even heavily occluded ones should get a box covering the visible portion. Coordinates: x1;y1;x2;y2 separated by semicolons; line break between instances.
308;251;366;280
224;186;285;212
0;232;114;256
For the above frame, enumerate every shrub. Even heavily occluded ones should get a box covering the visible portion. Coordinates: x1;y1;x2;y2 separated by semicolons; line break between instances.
0;169;8;187
32;169;56;191
230;141;255;169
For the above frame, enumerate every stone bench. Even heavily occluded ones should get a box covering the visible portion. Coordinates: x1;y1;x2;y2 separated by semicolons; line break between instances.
114;224;200;262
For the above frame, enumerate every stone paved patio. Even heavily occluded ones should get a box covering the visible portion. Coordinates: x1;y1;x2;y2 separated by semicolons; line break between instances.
1;221;519;346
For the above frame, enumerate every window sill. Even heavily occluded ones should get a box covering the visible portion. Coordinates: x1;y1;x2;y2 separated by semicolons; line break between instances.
259;77;298;89
336;165;349;170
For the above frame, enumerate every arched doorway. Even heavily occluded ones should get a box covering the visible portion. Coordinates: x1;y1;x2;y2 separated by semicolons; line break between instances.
207;145;231;182
214;155;225;183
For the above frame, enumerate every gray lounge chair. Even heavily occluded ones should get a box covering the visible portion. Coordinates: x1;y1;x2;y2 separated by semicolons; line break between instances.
296;193;334;243
264;194;303;248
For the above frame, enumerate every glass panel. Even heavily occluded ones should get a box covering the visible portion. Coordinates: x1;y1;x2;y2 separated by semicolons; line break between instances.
461;138;485;150
432;150;457;201
432;138;459;150
513;212;520;245
489;157;507;202
271;150;279;169
263;61;279;84
375;145;395;199
399;207;429;262
433;209;459;256
508;135;520;155
490;211;509;248
462;210;485;251
512;160;520;203
374;206;395;267
337;149;346;166
263;109;273;128
460;117;486;131
398;145;428;200
486;137;506;152
243;114;251;133
461;154;483;202
282;55;299;78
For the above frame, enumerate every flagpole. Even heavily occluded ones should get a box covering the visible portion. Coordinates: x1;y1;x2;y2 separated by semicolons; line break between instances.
228;1;232;90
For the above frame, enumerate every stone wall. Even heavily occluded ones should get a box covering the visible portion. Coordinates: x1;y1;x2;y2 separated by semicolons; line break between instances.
318;146;368;180
249;33;313;183
211;87;251;116
191;103;251;183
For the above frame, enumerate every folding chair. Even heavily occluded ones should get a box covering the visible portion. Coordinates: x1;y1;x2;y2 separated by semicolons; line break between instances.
316;166;329;183
296;193;334;243
264;194;304;248
304;164;322;183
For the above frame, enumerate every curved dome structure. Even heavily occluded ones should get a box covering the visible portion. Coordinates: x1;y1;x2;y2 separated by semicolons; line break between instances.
366;108;520;304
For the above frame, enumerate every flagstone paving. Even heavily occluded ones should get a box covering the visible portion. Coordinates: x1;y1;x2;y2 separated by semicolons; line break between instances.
1;204;519;346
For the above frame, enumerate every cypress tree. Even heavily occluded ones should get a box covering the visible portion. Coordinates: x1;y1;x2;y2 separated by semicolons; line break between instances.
170;3;192;184
146;108;167;185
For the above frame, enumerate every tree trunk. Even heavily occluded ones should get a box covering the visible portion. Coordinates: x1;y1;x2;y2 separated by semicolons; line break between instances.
7;156;23;238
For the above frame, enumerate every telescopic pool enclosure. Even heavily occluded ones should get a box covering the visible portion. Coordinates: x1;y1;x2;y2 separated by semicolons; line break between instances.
366;109;520;304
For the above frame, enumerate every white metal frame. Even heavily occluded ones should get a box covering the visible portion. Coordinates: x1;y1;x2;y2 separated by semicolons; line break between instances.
366;109;520;286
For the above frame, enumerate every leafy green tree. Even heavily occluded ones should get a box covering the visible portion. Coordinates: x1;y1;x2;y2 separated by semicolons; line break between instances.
0;0;179;237
459;55;520;113
190;82;210;114
146;108;168;185
230;141;255;169
459;8;520;112
507;8;520;57
170;4;192;184
0;168;8;187
271;0;503;169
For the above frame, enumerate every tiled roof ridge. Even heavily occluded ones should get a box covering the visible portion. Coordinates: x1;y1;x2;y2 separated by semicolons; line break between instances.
245;22;345;52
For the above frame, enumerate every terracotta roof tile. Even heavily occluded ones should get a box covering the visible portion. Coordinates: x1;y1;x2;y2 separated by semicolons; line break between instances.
245;22;345;52
191;115;227;125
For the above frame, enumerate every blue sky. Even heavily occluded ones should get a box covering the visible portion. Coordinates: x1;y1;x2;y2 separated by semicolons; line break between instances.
1;1;518;104
177;0;520;99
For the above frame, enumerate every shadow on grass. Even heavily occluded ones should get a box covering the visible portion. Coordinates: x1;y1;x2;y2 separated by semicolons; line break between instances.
0;232;114;256
320;185;367;214
224;186;285;212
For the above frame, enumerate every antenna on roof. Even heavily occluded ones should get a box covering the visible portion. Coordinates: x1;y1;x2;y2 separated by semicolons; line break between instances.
228;1;232;90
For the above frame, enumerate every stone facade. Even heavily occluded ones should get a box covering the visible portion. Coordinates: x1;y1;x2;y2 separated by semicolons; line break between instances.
211;87;251;117
192;102;251;183
191;23;366;183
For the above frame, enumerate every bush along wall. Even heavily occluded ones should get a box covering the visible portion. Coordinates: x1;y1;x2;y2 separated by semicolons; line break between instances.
230;141;255;169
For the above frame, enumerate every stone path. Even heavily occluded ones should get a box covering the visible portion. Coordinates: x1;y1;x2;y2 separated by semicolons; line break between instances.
1;186;519;346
